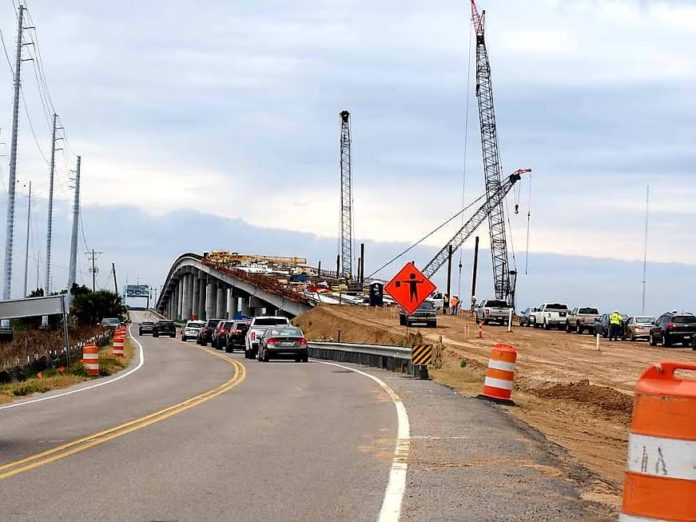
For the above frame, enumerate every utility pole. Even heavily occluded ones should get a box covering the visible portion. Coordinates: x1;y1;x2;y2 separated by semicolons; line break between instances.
3;5;25;300
471;236;480;310
112;263;118;295
45;113;63;294
22;181;31;297
86;250;102;292
67;156;81;294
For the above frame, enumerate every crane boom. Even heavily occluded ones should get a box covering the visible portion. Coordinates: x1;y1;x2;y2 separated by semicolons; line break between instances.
471;0;513;304
422;170;529;279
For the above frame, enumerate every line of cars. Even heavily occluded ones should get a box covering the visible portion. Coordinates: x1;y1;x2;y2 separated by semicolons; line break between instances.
517;304;696;349
140;315;310;362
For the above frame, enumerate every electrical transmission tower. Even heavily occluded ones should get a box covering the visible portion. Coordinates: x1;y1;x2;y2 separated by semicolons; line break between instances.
3;5;26;300
45;113;63;294
470;0;516;307
339;110;354;280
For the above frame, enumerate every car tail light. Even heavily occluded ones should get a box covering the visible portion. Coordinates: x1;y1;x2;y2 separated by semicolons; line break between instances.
298;338;308;346
251;332;256;340
667;323;675;330
266;338;278;346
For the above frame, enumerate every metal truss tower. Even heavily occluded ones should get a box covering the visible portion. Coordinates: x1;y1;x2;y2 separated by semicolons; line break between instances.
471;1;515;305
339;110;353;280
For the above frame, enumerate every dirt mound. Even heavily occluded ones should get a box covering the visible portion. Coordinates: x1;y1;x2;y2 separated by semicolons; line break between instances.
533;379;633;413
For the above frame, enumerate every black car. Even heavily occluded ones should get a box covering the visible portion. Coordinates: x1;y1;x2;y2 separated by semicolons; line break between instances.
398;301;437;328
139;321;155;336
519;307;538;327
649;313;696;347
257;326;308;362
153;320;176;338
225;320;251;353
196;319;222;346
594;314;628;338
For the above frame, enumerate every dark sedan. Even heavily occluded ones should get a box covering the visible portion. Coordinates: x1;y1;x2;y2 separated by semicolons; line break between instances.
225;320;251;353
139;321;155;336
153;320;176;338
257;326;308;363
196;319;222;346
649;313;696;347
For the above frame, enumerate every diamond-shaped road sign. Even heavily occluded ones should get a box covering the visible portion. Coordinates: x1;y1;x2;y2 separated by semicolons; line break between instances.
384;262;437;315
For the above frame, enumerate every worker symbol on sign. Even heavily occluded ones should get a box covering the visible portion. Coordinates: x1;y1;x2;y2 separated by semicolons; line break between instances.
395;273;424;304
385;262;437;316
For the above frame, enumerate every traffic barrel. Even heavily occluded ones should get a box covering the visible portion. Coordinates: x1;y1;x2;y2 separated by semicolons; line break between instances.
621;361;696;521
477;322;483;339
112;333;125;358
479;343;516;405
82;343;100;376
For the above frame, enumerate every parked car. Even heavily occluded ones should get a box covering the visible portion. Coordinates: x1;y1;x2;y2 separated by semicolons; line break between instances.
649;313;696;347
535;303;569;330
196;319;222;346
224;320;251;353
245;316;291;359
139;321;155;336
594;313;629;338
399;301;437;328
212;320;235;349
257;326;309;362
153;320;176;338
474;299;513;325
518;307;538;327
624;316;656;341
566;307;600;334
181;320;205;341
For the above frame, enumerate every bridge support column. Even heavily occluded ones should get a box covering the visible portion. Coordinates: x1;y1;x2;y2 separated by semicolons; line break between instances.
198;275;206;320
191;271;200;319
177;278;184;320
182;274;192;321
240;297;250;318
226;288;237;319
216;285;225;319
205;278;216;319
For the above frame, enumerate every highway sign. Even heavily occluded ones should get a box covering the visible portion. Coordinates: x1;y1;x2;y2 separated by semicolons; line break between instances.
384;262;436;315
126;285;150;298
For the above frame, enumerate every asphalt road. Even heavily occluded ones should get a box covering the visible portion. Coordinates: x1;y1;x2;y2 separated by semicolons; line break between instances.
0;311;610;521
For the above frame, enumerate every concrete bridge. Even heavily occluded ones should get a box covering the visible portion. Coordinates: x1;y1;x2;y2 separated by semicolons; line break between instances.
155;253;312;320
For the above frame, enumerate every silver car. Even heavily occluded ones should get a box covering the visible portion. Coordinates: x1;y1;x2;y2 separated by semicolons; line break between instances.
181;320;205;341
625;316;656;341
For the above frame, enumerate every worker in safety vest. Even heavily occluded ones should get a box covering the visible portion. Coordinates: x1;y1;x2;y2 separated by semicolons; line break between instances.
609;310;623;341
450;295;460;315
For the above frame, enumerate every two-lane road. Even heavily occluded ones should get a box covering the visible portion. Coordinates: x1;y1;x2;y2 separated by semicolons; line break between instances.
0;312;610;521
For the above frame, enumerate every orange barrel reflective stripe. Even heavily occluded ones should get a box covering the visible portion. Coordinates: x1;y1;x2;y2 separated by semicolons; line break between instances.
82;343;99;376
479;343;516;404
621;361;696;521
112;334;125;358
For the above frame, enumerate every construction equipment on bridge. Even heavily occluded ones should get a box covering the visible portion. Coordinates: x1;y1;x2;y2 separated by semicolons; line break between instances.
471;0;518;307
422;170;530;281
339;110;354;281
203;251;307;268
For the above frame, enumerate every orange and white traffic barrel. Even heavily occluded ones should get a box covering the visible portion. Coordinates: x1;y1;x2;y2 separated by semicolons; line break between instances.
82;343;100;376
621;361;696;521
477;322;483;339
479;343;516;404
112;334;125;358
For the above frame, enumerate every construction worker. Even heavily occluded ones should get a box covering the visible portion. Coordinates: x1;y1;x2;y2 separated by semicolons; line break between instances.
609;309;623;341
450;295;460;315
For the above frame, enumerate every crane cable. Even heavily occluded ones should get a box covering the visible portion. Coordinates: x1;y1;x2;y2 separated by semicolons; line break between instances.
524;173;533;275
366;192;487;280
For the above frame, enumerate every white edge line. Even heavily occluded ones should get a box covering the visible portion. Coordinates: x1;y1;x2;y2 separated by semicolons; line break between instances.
317;361;410;522
0;324;145;411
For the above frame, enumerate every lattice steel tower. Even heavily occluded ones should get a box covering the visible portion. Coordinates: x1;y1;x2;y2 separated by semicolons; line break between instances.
471;1;515;305
339;110;353;280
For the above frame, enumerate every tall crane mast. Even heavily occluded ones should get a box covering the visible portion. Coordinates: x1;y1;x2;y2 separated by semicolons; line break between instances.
471;0;515;306
339;110;353;280
422;170;529;279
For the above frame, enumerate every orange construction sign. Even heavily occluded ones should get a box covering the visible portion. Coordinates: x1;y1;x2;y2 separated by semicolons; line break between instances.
385;262;436;315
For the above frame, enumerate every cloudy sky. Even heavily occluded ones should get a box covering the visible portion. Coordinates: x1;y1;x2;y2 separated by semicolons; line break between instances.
0;0;694;313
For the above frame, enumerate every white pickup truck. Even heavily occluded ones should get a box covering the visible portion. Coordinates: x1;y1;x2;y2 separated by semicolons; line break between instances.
534;303;570;330
244;316;291;359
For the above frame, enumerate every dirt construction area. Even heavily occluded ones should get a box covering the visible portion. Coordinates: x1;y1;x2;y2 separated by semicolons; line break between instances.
295;305;696;512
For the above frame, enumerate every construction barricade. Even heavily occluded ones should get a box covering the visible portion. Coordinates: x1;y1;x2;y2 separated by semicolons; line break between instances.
621;361;696;521
82;343;99;376
478;343;516;405
112;333;125;358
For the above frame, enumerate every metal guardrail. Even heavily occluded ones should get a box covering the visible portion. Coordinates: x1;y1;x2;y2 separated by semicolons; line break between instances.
308;341;414;374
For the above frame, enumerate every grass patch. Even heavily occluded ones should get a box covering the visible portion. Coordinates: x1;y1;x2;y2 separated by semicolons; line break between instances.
0;337;135;404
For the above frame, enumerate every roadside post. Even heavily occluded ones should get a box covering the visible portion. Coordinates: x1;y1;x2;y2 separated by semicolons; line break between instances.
595;334;601;352
507;308;513;332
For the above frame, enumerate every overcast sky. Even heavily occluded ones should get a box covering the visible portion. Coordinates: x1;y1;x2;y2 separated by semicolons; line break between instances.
0;0;694;312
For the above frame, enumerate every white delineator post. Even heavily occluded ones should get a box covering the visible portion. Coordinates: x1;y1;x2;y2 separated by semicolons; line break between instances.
596;334;601;352
507;308;513;332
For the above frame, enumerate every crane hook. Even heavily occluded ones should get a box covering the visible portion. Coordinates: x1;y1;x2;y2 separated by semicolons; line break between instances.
514;203;519;215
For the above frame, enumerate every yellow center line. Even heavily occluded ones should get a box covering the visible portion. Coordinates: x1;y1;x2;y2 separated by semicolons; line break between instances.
0;347;246;481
